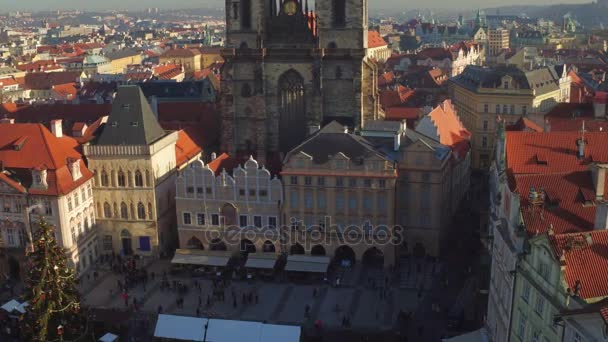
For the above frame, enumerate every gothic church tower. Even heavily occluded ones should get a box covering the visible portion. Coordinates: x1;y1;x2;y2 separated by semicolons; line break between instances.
221;0;381;160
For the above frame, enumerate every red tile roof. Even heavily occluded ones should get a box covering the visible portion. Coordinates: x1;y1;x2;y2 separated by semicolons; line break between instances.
0;172;26;193
157;102;220;148
378;72;395;87
506;131;608;175
0;123;93;196
207;153;239;175
368;31;388;48
515;172;599;236
544;103;608;132
175;130;202;167
506;117;544;132
549;230;608;299
52;83;78;100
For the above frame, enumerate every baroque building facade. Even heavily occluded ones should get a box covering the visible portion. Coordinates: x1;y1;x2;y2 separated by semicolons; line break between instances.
220;0;382;159
175;155;283;254
0;120;97;275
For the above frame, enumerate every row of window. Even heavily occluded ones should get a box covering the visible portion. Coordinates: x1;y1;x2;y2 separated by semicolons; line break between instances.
96;169;150;188
1;227;27;247
70;214;94;245
290;192;388;211
184;186;270;198
483;104;528;116
0;198;54;216
289;176;387;188
99;201;152;220
67;184;93;211
182;212;278;229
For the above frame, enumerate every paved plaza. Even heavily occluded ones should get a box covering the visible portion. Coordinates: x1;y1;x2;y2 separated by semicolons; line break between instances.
79;257;444;337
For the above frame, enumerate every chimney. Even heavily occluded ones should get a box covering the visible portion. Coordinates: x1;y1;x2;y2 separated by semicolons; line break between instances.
309;125;320;135
50;119;63;138
149;95;159;118
343;126;349;134
393;132;402;152
576;139;585;160
211;152;217;160
594;92;607;119
591;164;607;199
594;200;608;230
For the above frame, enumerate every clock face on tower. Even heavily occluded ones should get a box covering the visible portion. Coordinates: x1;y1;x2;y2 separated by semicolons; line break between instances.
283;0;297;15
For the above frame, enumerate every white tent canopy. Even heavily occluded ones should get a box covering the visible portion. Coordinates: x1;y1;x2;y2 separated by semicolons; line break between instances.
1;299;28;314
154;314;208;341
154;314;301;342
285;255;330;273
98;332;118;342
171;249;232;267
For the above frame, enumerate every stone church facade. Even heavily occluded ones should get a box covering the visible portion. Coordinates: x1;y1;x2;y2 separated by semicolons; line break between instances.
220;0;382;159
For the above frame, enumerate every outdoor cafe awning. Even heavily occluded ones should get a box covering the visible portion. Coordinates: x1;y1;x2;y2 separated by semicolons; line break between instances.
154;314;207;341
98;332;118;342
284;255;330;273
244;253;279;270
171;249;232;267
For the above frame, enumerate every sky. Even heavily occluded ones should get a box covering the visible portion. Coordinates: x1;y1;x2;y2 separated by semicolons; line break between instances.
0;0;591;12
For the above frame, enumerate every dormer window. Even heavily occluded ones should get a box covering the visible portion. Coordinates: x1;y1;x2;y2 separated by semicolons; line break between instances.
69;159;82;181
32;169;48;189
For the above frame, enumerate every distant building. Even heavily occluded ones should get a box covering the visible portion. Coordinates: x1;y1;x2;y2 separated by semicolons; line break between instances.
488;28;510;56
160;48;202;75
449;65;571;168
105;49;143;74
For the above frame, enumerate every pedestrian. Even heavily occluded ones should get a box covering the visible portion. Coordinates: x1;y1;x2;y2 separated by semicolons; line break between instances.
242;293;246;305
93;271;98;280
198;295;202;306
207;294;211;306
255;293;258;304
233;297;237;308
196;307;200;317
158;305;163;314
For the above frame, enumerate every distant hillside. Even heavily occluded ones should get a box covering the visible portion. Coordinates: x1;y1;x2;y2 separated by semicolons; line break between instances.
485;1;608;28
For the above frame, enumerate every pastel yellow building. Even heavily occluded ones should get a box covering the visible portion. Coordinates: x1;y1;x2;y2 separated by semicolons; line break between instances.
449;65;570;168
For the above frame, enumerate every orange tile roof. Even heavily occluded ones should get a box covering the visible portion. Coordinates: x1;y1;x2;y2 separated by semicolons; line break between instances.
175;130;202;167
0;172;26;193
549;230;608;299
506;131;608;175
52;83;78;100
207;153;238;175
425;100;471;148
378;72;395;87
0;123;93;196
0;78;20;87
515;172;598;236
506;117;544;132
368;31;388;48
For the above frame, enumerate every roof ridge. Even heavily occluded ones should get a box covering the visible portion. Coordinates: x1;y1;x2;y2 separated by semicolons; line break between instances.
38;123;59;169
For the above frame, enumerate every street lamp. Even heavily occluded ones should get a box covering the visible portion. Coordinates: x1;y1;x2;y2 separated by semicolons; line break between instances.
23;203;43;253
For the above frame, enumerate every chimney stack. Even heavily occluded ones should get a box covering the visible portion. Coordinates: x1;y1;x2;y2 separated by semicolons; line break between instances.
211;152;217;160
50;119;63;138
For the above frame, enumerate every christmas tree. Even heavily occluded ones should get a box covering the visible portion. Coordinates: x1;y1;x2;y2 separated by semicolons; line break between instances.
21;217;84;341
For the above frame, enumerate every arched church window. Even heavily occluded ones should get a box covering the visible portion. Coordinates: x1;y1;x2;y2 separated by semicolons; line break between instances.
241;0;251;29
120;202;128;219
278;69;306;152
135;170;143;187
100;170;109;187
103;202;112;218
117;170;126;187
137;202;146;220
241;83;252;98
333;0;346;27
